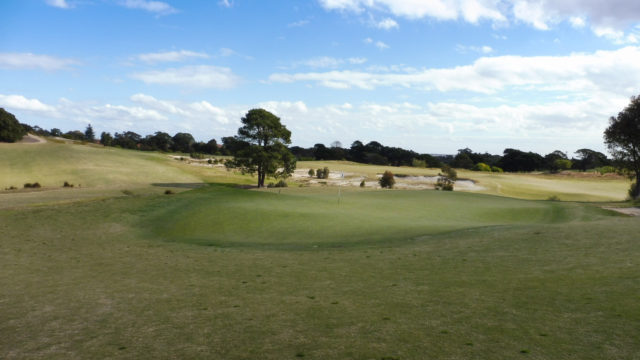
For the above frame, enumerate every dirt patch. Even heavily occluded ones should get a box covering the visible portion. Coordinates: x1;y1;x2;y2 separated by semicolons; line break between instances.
17;134;46;144
603;207;640;216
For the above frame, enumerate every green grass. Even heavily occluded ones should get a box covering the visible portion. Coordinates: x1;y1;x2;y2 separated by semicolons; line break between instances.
1;141;639;359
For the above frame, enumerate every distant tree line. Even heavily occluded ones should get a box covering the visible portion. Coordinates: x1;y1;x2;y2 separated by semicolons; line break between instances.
3;107;614;174
288;141;612;173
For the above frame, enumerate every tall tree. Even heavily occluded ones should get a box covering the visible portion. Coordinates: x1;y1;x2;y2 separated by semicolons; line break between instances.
84;124;95;141
226;109;296;187
604;95;640;198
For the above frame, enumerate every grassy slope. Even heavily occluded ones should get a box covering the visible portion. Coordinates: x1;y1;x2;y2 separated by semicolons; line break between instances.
298;160;631;201
1;185;639;359
1;142;639;359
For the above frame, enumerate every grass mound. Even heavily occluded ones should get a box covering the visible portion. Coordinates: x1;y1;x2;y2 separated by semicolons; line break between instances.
143;185;609;249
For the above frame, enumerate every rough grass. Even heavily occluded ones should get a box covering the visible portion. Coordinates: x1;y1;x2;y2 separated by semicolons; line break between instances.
1;185;639;359
1;141;639;359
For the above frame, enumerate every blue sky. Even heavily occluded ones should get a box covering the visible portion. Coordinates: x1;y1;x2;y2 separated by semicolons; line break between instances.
2;0;640;155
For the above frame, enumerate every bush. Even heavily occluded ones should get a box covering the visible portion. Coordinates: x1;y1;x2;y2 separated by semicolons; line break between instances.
267;182;275;188
595;166;616;175
435;177;454;191
0;108;27;142
491;166;503;173
441;165;458;180
308;168;315;177
379;170;395;189
411;158;427;168
190;152;205;159
472;162;492;172
275;180;288;188
317;167;329;179
164;189;174;195
63;181;74;188
5;186;17;190
553;159;573;172
23;182;41;188
207;159;213;164
360;179;365;187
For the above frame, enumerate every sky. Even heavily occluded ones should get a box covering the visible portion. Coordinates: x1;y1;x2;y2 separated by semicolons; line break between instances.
2;0;640;155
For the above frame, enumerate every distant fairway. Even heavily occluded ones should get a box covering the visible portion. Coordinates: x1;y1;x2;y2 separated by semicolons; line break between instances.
1;141;639;359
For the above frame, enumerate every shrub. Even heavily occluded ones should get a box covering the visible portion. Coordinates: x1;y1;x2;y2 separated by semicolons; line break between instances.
491;166;504;173
207;159;213;164
190;152;205;159
595;166;616;175
411;158;427;168
317;167;329;179
63;181;74;188
275;180;288;188
435;177;454;191
360;179;365;187
23;182;41;188
267;182;275;188
441;165;458;180
553;159;573;172
472;162;492;172
5;186;17;190
164;189;174;195
379;170;395;189
547;195;560;201
308;168;315;177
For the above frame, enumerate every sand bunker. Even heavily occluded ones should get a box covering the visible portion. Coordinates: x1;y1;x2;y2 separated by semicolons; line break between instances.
294;169;485;191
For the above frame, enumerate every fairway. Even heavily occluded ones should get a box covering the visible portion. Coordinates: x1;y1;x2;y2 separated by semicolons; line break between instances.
1;142;640;359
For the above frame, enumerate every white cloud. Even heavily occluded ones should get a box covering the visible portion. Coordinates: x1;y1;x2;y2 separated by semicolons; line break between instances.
0;53;79;71
120;0;177;15
569;16;586;28
376;18;398;30
45;0;71;9
269;46;640;95
288;20;310;27
0;94;56;112
593;26;639;44
512;0;552;30
375;41;389;49
348;57;367;64
131;65;240;88
456;44;494;54
219;0;233;8
319;0;505;23
319;0;640;43
136;50;210;63
293;56;367;69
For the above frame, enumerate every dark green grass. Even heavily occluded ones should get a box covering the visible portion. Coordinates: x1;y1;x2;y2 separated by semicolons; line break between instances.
1;186;639;359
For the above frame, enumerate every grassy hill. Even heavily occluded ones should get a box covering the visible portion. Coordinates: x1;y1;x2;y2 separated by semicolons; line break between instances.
1;140;639;359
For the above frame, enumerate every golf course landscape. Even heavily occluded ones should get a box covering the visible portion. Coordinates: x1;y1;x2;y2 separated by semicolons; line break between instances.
1;138;639;359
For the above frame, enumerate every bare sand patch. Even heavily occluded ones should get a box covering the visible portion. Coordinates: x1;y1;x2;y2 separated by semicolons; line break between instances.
603;207;640;216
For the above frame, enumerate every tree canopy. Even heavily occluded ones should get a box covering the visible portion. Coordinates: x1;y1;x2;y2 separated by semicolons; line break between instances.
604;95;640;198
0;108;26;143
226;108;296;187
